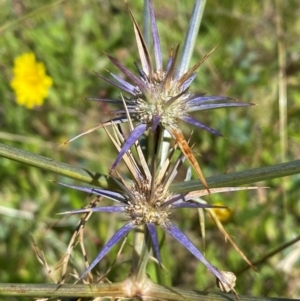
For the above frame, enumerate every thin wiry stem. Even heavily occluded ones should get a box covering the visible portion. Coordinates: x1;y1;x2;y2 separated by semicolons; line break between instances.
59;196;102;283
235;235;300;275
275;0;287;164
275;0;288;239
177;0;207;77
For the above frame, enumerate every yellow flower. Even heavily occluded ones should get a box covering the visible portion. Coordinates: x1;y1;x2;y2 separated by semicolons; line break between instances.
10;52;53;109
211;202;233;222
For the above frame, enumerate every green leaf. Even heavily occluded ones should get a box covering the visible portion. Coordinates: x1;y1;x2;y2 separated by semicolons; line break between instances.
1;142;300;196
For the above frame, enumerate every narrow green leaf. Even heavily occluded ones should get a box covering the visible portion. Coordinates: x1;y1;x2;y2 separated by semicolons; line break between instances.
1;143;300;195
0;143;114;189
170;159;300;194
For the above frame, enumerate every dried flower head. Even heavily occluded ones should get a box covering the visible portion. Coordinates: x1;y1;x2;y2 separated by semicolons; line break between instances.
10;52;52;109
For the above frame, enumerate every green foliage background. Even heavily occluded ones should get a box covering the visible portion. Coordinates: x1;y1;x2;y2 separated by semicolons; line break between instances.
0;0;299;299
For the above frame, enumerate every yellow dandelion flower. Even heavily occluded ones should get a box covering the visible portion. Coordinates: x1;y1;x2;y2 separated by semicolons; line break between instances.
211;202;233;222
10;52;53;109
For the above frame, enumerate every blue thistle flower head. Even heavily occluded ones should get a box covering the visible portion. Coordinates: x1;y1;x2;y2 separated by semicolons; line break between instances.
58;123;255;290
85;0;253;188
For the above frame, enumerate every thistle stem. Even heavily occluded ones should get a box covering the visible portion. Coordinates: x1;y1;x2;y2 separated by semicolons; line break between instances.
132;226;152;282
130;0;155;281
131;226;145;272
0;282;293;301
159;129;172;168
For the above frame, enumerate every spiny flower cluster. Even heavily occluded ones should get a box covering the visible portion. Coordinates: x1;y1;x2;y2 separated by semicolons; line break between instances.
59;123;253;285
10;52;52;109
86;1;253;188
59;0;254;294
125;180;171;226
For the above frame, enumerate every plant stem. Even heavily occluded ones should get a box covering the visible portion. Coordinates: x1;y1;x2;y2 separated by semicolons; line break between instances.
0;282;292;301
0;283;125;298
129;0;153;282
133;226;152;282
275;0;289;240
235;235;300;275
131;226;145;272
1;143;300;194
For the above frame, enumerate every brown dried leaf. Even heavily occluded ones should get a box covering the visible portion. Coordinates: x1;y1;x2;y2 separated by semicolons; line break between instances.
170;127;209;191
